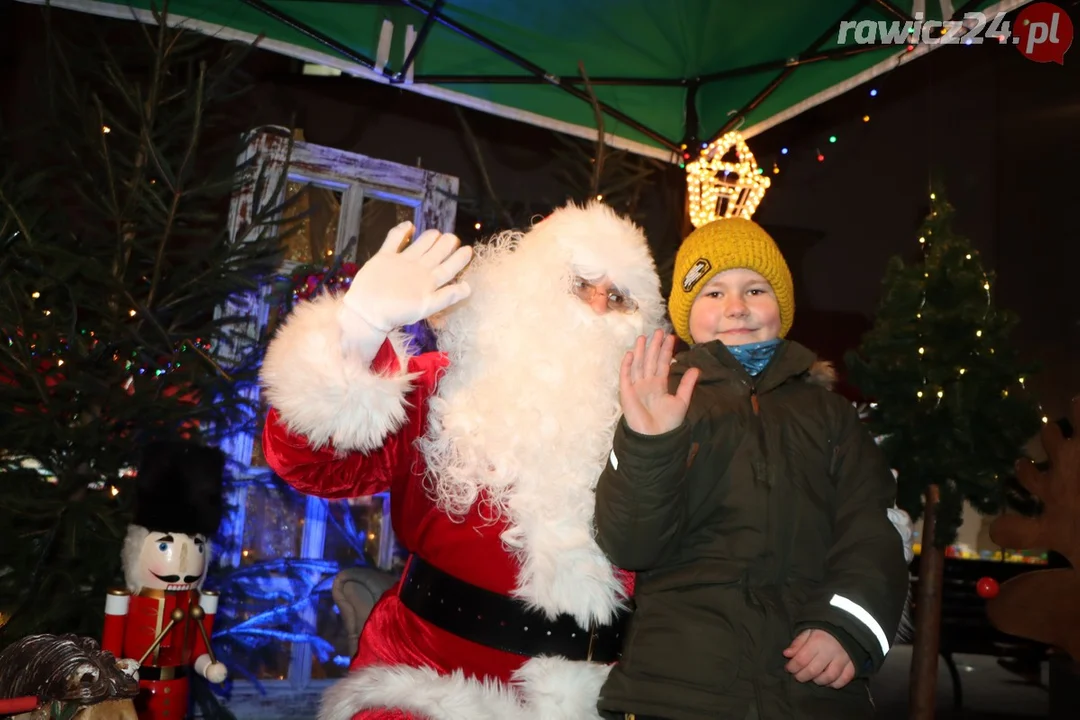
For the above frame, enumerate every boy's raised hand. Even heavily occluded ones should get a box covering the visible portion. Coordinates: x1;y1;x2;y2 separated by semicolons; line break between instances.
619;329;699;436
783;629;856;689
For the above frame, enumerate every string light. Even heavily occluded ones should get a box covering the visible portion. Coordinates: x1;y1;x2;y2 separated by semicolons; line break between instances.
768;85;877;170
31;291;40;299
685;130;771;227
474;222;481;230
102;126;111;134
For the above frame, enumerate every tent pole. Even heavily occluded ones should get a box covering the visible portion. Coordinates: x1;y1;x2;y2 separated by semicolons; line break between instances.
413;75;687;86
393;0;682;152
392;0;445;82
698;43;890;84
239;0;376;69
703;0;873;142
873;0;915;22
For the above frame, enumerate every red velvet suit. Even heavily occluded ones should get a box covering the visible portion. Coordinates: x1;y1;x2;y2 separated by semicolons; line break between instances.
263;339;632;720
102;589;216;720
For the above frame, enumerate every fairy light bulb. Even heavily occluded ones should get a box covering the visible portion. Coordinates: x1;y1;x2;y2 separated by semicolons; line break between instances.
976;330;982;337
919;237;925;244
983;282;990;290
918;347;925;355
31;291;40;299
917;390;924;398
959;368;966;375
937;390;944;398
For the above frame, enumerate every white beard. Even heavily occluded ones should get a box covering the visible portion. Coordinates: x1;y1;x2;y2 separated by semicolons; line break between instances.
416;226;656;627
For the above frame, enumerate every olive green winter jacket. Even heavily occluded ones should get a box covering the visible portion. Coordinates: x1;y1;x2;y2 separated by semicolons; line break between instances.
595;339;909;720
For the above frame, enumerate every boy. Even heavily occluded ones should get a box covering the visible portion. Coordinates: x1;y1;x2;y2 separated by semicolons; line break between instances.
594;217;909;720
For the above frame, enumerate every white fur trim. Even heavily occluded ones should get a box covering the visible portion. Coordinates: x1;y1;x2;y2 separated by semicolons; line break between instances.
260;294;420;453
122;525;149;593
319;658;610;720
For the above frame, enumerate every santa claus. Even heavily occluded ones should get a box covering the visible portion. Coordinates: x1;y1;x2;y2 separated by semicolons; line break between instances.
259;201;666;720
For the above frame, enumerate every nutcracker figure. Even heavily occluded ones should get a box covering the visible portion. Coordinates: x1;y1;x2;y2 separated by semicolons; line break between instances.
101;441;228;720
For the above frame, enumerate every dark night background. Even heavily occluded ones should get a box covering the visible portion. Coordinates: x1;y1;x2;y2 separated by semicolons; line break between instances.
2;0;1076;419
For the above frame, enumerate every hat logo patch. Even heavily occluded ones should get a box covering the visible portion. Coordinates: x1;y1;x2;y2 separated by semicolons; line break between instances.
682;258;711;293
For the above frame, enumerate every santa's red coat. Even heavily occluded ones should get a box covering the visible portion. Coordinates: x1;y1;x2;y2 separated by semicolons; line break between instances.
263;338;630;720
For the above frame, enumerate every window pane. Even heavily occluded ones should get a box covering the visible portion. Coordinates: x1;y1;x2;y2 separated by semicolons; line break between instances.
281;181;344;264
310;496;403;680
355;196;416;265
219;480;307;681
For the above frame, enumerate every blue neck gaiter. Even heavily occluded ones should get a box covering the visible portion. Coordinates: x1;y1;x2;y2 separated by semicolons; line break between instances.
725;338;783;377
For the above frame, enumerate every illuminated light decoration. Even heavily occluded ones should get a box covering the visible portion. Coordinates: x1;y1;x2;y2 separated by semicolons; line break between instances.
863;115;870;122
685;130;771;228
870;89;878;97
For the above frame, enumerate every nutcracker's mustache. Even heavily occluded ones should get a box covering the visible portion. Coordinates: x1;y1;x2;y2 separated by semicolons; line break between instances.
150;572;201;583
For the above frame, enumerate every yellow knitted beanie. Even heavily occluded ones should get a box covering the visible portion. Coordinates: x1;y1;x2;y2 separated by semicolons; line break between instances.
668;217;795;345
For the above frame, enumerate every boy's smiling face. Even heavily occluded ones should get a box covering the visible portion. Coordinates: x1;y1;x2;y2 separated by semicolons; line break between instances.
688;268;782;346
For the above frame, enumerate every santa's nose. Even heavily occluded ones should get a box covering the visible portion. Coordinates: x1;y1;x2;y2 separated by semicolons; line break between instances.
587;293;610;315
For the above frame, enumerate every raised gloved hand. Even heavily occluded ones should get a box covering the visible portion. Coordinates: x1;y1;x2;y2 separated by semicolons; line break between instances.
342;221;472;333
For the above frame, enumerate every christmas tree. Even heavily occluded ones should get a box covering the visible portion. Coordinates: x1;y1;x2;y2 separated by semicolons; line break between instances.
845;187;1042;720
846;189;1042;545
0;5;289;646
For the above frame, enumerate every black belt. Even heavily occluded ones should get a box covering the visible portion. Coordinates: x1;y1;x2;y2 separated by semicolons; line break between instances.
398;555;630;663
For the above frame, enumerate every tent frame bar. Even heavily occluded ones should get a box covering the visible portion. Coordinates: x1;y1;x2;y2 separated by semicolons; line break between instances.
393;0;445;82
240;0;1006;153
239;0;375;69
392;0;682;151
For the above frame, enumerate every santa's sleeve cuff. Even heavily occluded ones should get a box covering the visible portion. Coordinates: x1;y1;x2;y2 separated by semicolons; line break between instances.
260;294;419;452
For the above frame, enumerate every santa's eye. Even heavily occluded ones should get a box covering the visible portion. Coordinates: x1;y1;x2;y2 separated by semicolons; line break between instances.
158;542;168;552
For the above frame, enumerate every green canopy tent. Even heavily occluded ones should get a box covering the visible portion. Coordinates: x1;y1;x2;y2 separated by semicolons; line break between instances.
22;0;1030;160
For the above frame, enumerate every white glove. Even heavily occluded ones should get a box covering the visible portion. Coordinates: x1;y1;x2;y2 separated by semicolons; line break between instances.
342;221;472;333
888;506;915;564
195;653;228;683
116;658;140;681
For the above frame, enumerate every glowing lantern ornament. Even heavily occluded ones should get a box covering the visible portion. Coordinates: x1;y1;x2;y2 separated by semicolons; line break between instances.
685;131;771;229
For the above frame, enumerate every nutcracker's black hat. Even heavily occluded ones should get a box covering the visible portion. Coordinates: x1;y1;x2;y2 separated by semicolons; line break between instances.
132;440;226;537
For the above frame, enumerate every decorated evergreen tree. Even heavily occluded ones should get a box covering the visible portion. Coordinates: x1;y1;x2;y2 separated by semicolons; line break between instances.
0;4;288;648
845;187;1042;720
